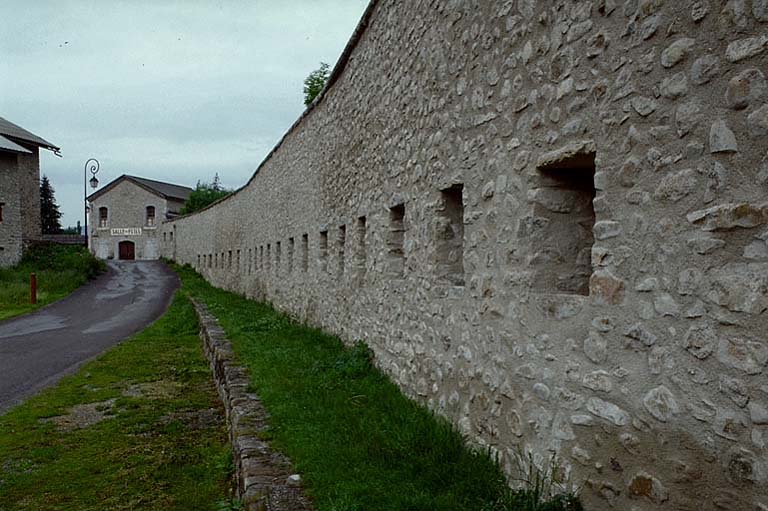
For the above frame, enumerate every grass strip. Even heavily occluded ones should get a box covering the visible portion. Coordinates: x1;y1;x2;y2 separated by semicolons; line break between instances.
175;264;582;511
0;293;232;511
0;244;105;321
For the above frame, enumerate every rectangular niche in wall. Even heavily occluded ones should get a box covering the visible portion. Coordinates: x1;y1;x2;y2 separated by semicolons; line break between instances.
288;237;294;273
532;148;596;295
356;216;366;279
435;184;465;286
276;241;281;272
387;204;406;277
319;230;328;273
302;234;309;272
338;225;346;276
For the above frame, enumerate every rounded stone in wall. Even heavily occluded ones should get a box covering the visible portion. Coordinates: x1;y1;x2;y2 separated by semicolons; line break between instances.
725;68;767;110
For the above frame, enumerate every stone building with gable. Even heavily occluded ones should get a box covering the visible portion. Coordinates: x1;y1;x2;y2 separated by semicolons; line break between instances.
0;116;60;267
87;175;192;260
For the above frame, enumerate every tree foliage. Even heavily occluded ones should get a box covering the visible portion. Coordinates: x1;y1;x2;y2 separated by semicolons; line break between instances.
303;62;330;106
180;173;230;215
40;175;62;234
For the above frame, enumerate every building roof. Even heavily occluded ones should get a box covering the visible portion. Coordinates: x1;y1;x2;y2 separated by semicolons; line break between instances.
0;116;60;153
87;174;194;203
0;135;32;154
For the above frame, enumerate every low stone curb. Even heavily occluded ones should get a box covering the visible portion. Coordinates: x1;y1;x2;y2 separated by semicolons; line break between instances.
191;298;313;511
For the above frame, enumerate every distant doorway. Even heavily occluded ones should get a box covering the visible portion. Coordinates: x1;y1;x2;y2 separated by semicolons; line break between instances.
118;241;135;260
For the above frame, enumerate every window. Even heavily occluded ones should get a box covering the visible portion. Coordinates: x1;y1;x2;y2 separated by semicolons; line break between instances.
266;244;271;272
387;204;405;276
99;207;108;228
163;232;167;242
237;249;241;272
197;254;200;267
228;250;232;268
319;231;328;273
215;253;218;268
259;245;264;271
170;231;174;241
435;185;465;286
208;254;212;268
146;206;156;227
0;202;4;223
301;234;309;272
356;216;367;279
532;152;596;295
288;237;294;273
248;248;252;275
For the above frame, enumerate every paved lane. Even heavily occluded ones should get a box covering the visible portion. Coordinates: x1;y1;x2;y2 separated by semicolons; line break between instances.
0;261;178;414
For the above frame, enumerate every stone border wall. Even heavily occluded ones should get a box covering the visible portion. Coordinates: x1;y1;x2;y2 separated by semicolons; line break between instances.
166;1;768;508
191;298;313;511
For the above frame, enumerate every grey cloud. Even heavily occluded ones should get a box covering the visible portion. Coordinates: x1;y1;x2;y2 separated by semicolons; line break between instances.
1;0;367;226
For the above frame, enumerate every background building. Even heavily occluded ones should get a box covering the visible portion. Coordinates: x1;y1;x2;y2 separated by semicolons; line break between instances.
87;175;191;260
0;116;59;267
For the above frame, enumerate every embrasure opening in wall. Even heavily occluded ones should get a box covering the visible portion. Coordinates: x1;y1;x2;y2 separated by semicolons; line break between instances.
276;241;281;271
356;216;366;280
319;230;328;273
436;184;465;286
338;225;346;276
288;237;294;273
387;204;405;277
532;152;596;295
301;234;308;272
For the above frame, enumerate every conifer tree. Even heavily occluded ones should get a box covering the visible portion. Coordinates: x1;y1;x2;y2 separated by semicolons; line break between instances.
40;175;62;234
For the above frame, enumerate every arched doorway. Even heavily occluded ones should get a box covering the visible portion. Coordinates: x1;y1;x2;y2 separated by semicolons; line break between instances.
118;240;135;260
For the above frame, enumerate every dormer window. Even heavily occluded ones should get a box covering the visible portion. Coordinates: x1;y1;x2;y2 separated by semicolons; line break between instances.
146;206;156;227
99;207;108;228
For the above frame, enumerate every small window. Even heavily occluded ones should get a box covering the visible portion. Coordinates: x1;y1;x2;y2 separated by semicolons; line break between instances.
208;254;212;268
228;250;232;268
267;244;271;272
236;249;241;271
248;248;252;275
436;185;465;286
288;237;294;273
338;225;346;276
301;234;309;272
170;231;174;241
356;216;367;279
0;202;5;223
319;231;328;273
215;253;218;268
163;232;167;242
146;206;156;227
387;204;405;276
99;207;108;228
197;254;201;267
259;245;264;271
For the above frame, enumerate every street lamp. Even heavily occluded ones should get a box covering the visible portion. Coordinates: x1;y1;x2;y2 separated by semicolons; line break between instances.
84;158;100;249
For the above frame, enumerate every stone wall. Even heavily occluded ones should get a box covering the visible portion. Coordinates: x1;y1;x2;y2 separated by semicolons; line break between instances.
0;145;41;267
0;152;23;267
90;180;167;260
162;1;768;508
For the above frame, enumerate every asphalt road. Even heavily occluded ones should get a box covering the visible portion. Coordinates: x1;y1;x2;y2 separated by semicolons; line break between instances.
0;261;179;414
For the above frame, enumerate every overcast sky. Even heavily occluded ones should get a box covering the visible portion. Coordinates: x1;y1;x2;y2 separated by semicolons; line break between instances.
0;1;368;227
